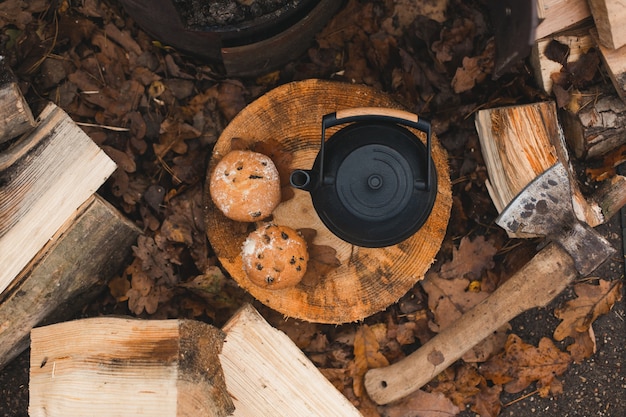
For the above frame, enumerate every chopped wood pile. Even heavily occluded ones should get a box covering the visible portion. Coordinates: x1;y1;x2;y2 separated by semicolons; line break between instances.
0;63;140;370
531;0;626;161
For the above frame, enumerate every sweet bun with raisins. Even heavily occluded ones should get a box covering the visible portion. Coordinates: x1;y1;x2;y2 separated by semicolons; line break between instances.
241;223;309;289
209;150;281;222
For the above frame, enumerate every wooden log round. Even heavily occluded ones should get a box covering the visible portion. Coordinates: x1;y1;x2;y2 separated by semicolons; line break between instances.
204;79;452;324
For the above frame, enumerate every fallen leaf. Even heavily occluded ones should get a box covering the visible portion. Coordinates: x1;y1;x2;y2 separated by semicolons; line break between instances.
566;49;600;89
161;213;194;246
422;274;488;332
124;256;174;315
298;228;342;286
0;0;47;29
421;272;509;362
552;82;572;109
432;17;475;64
439;235;498;280
108;275;130;302
132;235;178;285
154;117;201;158
217;80;247;121
430;364;481;408
101;145;136;173
381;389;460;417
480;334;572;397
178;265;225;294
171;149;209;185
471;383;502;417
544;39;570;65
567;326;597;364
352;324;390;399
451;39;495;94
553;279;622;362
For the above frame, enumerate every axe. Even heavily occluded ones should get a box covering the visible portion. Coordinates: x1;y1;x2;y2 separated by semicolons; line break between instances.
364;162;615;405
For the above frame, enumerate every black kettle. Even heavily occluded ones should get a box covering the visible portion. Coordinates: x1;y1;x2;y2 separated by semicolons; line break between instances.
290;107;437;248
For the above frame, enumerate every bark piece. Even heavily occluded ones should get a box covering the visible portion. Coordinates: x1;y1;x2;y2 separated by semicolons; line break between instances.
0;195;141;370
220;303;362;417
0;102;116;295
560;86;626;159
29;317;234;417
0;59;35;143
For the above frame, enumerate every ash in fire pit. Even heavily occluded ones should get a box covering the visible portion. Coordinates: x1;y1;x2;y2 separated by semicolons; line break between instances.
117;0;339;76
172;0;308;30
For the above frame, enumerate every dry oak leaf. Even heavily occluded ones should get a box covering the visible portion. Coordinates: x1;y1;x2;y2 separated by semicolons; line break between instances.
216;80;247;121
451;38;495;94
430;364;502;417
439;235;498;280
422;274;489;332
422;273;509;362
480;334;572;398
432;17;475;64
132;235;178;286
178;265;225;295
381;390;460;417
0;0;47;29
430;364;481;409
567;326;597;364
471;382;502;417
154;117;201;158
352;324;390;399
553;279;623;362
108;275;131;302
124;257;174;315
297;228;341;286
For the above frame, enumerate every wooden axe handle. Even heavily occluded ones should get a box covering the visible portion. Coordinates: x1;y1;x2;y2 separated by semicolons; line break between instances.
364;242;578;405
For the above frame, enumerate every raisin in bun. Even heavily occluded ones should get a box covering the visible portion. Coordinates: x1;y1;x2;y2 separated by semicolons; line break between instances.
241;223;309;289
209;150;281;222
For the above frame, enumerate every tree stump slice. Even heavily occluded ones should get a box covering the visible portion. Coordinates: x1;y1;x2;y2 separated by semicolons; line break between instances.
204;79;452;324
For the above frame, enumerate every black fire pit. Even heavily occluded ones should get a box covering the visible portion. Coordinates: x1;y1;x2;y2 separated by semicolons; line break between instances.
118;0;342;76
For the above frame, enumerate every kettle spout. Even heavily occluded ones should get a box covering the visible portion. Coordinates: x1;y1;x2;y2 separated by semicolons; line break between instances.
290;169;317;192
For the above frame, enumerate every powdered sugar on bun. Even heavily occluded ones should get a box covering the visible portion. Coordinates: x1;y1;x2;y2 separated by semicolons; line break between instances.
242;223;309;290
209;150;281;222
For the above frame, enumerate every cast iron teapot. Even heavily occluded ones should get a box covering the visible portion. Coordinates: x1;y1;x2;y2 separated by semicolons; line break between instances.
290;107;437;247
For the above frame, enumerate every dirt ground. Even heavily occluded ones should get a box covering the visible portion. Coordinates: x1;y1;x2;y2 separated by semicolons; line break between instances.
0;0;625;416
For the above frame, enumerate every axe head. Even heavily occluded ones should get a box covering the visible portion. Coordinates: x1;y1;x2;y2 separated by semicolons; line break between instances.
496;162;615;276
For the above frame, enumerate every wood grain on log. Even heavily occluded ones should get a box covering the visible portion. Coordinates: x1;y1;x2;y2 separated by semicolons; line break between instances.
530;28;594;94
0;195;140;370
221;304;362;416
587;0;626;49
476;102;561;212
535;0;591;40
204;79;452;324
475;101;603;234
0;102;116;296
29;317;234;417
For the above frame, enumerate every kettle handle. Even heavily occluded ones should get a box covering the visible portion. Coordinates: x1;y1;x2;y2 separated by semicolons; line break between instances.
320;107;432;191
334;107;427;129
